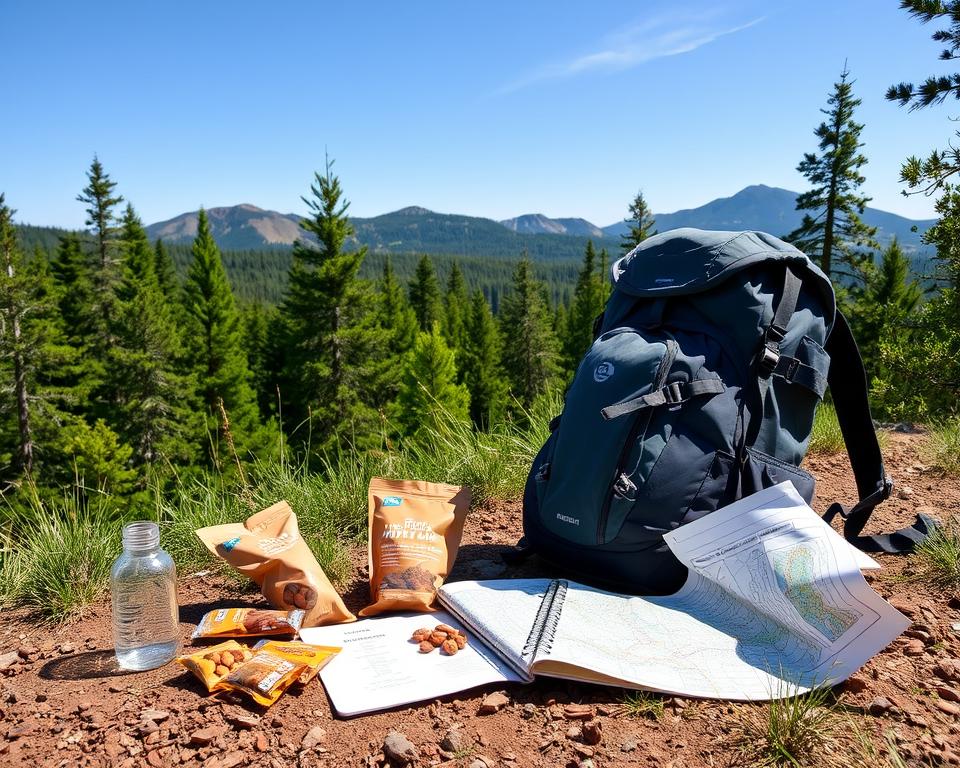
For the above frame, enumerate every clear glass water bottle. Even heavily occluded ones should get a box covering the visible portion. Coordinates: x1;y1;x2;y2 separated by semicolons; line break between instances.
110;521;179;670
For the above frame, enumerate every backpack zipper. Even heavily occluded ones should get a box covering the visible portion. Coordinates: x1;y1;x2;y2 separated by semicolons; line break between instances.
596;338;679;545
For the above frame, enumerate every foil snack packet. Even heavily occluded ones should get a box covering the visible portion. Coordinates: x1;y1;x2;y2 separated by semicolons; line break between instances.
252;639;341;685
176;640;253;691
191;607;305;640
359;478;470;617
210;647;309;707
196;501;355;627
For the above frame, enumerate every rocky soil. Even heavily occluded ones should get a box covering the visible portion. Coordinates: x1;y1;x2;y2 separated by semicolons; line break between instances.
0;431;958;768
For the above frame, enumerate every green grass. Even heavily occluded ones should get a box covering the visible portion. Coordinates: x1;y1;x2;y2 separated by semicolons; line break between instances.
0;403;553;621
911;523;960;590
922;418;960;475
619;690;665;720
733;685;839;767
808;402;846;455
0;485;123;621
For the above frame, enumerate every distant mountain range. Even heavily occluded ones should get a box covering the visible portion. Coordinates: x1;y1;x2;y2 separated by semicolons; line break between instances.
141;184;935;259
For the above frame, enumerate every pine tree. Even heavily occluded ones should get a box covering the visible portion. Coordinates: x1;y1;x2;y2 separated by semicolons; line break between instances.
443;262;469;352
499;258;561;409
887;1;960;195
76;155;124;334
377;256;417;358
461;290;507;428
50;232;94;344
850;238;923;385
562;240;605;371
0;195;36;473
598;247;612;304
0;195;73;479
154;238;180;301
395;323;469;436
280;159;385;452
409;255;443;332
786;67;878;278
184;208;263;465
621;191;657;255
107;205;198;470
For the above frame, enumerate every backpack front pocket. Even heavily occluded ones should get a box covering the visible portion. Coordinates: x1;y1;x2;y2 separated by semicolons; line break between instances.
538;328;677;546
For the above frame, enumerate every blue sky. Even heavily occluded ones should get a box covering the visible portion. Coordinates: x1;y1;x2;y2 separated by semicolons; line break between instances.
2;0;956;229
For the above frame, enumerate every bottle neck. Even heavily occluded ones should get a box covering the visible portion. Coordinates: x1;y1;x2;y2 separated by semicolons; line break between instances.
122;521;161;555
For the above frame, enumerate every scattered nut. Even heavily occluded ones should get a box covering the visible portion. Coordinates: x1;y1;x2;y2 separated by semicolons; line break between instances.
411;628;432;643
429;631;448;647
441;639;459;655
418;641;435;654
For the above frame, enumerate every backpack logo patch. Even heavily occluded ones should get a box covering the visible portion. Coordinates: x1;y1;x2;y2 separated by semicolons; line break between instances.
593;362;614;382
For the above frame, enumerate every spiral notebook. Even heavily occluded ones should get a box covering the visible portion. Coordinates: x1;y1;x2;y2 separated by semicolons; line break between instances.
436;484;909;700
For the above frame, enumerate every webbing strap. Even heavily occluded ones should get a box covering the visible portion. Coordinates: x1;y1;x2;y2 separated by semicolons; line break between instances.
771;353;828;398
746;267;802;447
821;310;932;553
600;378;725;420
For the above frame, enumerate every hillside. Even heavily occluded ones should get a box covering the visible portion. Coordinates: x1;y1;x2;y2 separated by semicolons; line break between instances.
142;185;935;258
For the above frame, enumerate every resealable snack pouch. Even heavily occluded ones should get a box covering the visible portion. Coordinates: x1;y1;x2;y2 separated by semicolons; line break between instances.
252;639;341;685
360;478;471;617
176;640;253;691
210;647;309;707
195;501;355;627
191;607;305;640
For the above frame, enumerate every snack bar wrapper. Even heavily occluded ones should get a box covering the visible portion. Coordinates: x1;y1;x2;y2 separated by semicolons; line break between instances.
359;478;470;617
196;501;355;627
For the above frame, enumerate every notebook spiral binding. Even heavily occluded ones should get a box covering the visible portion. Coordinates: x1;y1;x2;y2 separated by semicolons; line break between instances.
521;579;568;663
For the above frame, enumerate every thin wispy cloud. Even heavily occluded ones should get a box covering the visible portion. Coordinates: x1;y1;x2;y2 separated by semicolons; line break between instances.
495;11;764;96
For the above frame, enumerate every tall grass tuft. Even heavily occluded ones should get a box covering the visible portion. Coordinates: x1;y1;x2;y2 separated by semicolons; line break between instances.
808;403;845;455
732;685;839;767
0;485;124;622
922;418;960;476
911;524;960;590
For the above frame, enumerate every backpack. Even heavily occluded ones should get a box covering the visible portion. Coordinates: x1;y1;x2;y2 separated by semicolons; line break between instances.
521;228;934;594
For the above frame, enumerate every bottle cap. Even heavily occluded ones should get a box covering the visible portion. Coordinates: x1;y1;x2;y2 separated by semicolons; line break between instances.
122;521;160;551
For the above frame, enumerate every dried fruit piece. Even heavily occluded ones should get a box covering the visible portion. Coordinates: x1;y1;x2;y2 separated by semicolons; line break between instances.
441;639;459;655
435;624;458;635
418;641;435;654
429;631;448;647
411;628;432;643
453;634;467;649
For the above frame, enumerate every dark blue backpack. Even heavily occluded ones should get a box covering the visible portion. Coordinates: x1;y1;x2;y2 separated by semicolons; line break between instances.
521;229;932;594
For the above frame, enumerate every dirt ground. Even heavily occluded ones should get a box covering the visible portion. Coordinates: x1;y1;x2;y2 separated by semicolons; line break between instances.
0;431;958;768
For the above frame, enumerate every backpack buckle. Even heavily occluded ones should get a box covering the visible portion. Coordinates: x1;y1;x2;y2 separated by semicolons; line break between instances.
759;344;780;375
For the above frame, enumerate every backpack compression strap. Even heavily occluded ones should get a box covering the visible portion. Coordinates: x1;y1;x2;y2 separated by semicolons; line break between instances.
820;310;937;553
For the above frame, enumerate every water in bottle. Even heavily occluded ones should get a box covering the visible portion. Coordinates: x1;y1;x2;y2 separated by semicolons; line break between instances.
110;521;179;670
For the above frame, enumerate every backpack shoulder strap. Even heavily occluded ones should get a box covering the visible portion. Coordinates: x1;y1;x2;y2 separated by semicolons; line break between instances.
821;310;937;553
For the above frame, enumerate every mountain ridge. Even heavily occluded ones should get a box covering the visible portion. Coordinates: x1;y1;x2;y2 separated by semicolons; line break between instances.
140;185;936;256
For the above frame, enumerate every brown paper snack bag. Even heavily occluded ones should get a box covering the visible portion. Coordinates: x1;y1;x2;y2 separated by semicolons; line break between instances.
196;501;355;627
359;478;470;617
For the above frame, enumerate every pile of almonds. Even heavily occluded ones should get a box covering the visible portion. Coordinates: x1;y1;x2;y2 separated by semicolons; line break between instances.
411;624;468;655
199;647;253;677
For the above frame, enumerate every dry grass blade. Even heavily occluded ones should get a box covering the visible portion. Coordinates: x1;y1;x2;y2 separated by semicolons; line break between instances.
911;523;960;590
616;690;665;720
731;685;840;767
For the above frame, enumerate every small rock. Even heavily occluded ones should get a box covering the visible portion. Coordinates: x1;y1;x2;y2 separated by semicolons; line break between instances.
145;750;164;768
108;683;125;694
905;639;926;656
140;709;170;724
935;699;960;717
898;486;914;500
58;643;75;654
300;726;326;751
0;653;19;671
189;726;223;746
16;646;38;659
938;686;960;703
254;733;269;752
479;692;509;715
563;704;593;720
935;660;960;683
842;676;869;694
383;731;418;765
566;725;582;740
579;760;595;768
468;761;488;768
218;751;247;768
573;744;594;758
521;703;537;719
582;719;602;746
439;728;469;753
596;704;619;716
35;693;47;703
869;697;895;716
226;714;259;731
888;597;918;618
621;738;638;753
270;716;284;729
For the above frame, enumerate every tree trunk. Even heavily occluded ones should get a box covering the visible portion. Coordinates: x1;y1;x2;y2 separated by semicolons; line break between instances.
6;260;32;473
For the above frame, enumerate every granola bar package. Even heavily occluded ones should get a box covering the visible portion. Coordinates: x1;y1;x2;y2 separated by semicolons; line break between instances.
359;478;471;617
210;647;309;707
196;501;355;627
191;607;305;640
252;639;341;685
176;640;253;691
